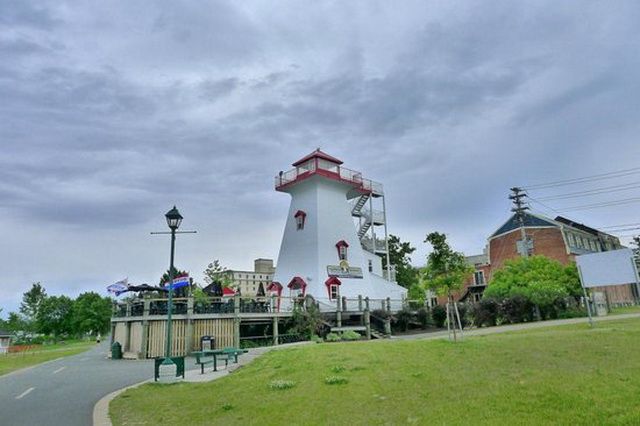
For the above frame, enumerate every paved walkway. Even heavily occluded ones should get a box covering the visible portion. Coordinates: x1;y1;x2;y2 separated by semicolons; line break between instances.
94;312;640;425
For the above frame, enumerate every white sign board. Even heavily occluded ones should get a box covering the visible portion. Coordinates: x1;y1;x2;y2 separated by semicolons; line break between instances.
575;248;639;288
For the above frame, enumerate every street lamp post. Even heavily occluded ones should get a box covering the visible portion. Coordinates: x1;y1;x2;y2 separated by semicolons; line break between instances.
159;206;183;381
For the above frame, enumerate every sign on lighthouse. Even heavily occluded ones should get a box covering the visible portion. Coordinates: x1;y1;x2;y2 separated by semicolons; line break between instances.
272;149;407;308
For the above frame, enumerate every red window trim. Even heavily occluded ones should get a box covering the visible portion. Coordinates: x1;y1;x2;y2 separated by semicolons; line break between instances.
294;210;307;230
325;276;341;299
336;240;349;260
287;276;307;296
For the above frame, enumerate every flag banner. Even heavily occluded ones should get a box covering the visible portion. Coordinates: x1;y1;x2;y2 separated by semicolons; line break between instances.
107;278;129;296
166;275;190;290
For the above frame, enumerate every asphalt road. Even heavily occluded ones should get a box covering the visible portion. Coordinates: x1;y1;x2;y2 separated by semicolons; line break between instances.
0;341;154;426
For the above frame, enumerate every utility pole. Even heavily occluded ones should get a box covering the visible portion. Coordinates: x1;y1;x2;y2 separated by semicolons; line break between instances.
509;187;530;258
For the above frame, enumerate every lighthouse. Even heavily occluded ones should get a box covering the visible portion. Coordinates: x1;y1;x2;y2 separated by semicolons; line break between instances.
271;149;407;308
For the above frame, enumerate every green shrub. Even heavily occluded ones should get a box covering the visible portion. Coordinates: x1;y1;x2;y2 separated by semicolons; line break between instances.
556;304;587;319
501;294;534;324
330;365;346;373
394;308;414;332
415;307;433;329
431;305;447;328
311;334;323;343
341;330;361;341
325;333;341;342
324;376;348;385
470;298;500;327
269;380;295;390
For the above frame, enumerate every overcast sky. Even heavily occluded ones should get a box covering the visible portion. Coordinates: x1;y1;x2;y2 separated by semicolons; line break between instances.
2;1;639;317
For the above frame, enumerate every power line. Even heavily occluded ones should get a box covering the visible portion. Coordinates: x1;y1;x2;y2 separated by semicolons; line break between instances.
606;227;640;233
599;222;640;230
560;197;640;212
522;167;640;190
536;182;640;201
527;196;566;216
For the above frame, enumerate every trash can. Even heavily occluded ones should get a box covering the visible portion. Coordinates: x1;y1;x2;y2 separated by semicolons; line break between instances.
111;341;122;359
201;335;215;351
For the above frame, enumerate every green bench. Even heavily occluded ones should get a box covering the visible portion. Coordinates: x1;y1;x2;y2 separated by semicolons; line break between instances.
194;351;215;374
192;347;249;374
218;347;249;364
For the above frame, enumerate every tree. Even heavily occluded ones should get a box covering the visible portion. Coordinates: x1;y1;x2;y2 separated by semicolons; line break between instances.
383;235;419;289
35;295;74;339
6;312;28;333
20;282;47;331
484;256;580;320
203;260;232;290
73;292;112;336
423;232;473;340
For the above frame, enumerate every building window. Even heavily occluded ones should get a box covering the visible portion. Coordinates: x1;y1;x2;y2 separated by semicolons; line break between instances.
568;233;576;246
474;270;485;286
330;285;339;300
295;210;307;230
336;240;349;261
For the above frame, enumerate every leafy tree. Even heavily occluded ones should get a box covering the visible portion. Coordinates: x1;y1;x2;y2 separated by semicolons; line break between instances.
383;235;419;289
203;260;233;290
6;312;29;333
20;282;47;331
484;256;580;320
423;232;473;299
407;283;425;306
73;292;112;336
423;232;473;339
36;295;74;339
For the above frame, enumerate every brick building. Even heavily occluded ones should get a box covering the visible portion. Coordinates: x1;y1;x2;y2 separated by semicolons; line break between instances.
485;212;634;304
454;212;635;305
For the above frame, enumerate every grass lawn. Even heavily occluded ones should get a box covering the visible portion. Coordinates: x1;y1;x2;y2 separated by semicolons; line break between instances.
0;342;94;377
111;318;640;425
610;305;640;315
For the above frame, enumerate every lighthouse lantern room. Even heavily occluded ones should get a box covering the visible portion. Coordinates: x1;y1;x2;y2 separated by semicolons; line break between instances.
273;149;407;309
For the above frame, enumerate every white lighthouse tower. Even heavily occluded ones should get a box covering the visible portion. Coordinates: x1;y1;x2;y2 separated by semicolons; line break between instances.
271;149;406;308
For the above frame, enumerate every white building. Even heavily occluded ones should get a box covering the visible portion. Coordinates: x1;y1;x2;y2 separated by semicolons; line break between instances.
271;149;406;308
210;258;275;296
0;330;12;354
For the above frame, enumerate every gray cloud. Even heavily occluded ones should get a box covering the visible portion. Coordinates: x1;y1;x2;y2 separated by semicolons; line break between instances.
1;1;640;316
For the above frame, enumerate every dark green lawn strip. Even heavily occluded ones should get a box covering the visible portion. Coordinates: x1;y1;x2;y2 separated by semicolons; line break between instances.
0;346;91;376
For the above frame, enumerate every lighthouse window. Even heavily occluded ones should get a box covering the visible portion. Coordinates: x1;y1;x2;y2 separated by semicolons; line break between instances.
330;285;339;300
294;210;307;230
339;245;348;261
336;240;349;261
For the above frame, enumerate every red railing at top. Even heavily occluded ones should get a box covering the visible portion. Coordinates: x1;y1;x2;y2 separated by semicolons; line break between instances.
275;160;383;195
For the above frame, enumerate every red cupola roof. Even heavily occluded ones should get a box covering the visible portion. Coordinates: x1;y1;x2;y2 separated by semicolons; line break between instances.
292;149;343;167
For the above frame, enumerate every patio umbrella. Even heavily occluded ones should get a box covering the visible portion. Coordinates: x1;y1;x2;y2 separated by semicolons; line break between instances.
127;283;168;293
